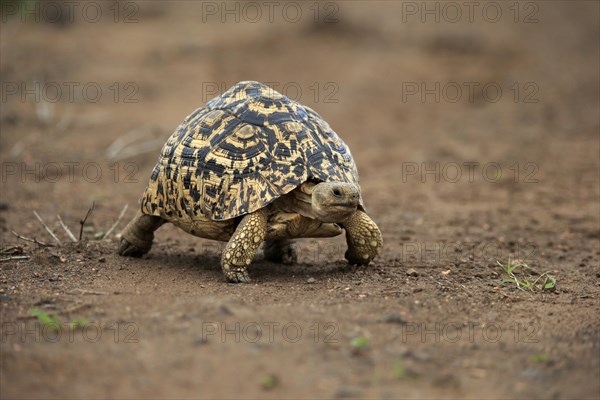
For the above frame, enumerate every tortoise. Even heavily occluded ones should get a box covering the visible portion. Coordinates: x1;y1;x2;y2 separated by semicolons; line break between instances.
118;81;383;283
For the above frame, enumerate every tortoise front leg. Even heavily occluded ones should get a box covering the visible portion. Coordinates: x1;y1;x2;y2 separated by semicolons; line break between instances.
118;210;166;257
340;210;383;265
222;209;267;283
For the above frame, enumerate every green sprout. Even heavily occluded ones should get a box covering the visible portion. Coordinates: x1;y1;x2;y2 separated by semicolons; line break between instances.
68;318;90;330
260;374;279;390
497;257;557;292
30;308;91;332
351;336;369;349
530;354;551;363
31;308;61;331
393;359;416;380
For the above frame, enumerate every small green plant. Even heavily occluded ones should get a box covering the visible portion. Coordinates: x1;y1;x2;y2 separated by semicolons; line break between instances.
497;257;557;292
30;308;60;331
393;359;415;380
260;374;279;390
530;353;551;363
538;274;557;290
499;257;533;289
68;318;90;330
495;168;503;181
351;336;369;349
30;309;90;332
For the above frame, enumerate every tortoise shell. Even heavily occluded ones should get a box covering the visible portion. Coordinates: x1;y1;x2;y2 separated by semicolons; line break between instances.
141;81;361;221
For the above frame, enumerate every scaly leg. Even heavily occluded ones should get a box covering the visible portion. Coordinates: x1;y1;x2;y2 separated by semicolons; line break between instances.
118;210;165;257
263;239;297;264
221;209;267;283
341;210;383;265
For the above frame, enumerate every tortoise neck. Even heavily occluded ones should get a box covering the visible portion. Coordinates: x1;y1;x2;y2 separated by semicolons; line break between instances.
270;183;317;219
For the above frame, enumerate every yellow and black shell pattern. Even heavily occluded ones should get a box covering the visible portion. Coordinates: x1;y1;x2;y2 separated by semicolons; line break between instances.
141;81;361;221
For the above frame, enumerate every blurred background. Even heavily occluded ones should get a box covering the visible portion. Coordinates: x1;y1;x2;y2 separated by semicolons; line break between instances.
1;1;599;399
1;1;598;222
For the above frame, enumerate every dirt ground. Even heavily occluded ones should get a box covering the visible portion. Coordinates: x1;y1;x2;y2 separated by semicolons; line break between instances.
0;1;599;399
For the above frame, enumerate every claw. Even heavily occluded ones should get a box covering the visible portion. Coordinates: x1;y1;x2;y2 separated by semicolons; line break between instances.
118;238;150;258
345;249;373;266
281;246;298;265
225;269;251;283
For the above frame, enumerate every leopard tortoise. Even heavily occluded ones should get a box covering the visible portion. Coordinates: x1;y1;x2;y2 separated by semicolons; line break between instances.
118;81;383;283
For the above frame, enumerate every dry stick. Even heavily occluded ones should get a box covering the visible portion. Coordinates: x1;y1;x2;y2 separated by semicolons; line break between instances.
33;210;62;246
35;87;54;125
79;202;95;241
110;138;165;161
106;125;152;160
62;303;93;316
71;288;110;296
56;214;77;242
380;290;403;295
103;204;128;240
0;255;30;262
53;104;74;133
10;230;53;247
0;245;23;255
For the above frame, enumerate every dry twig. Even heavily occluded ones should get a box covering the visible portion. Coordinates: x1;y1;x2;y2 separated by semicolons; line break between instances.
106;125;151;160
0;255;30;262
11;230;53;247
33;210;62;245
103;204;128;240
110;138;165;161
0;245;23;255
79;202;95;241
53;105;74;133
56;214;77;242
71;288;110;296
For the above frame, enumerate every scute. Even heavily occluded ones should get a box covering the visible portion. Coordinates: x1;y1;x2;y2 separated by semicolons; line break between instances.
141;81;361;221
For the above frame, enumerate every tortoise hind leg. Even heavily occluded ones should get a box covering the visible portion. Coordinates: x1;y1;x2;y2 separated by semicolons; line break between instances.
263;239;298;265
221;209;267;283
118;210;166;257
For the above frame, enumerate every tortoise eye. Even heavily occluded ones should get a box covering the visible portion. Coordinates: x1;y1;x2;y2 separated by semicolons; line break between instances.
332;188;342;197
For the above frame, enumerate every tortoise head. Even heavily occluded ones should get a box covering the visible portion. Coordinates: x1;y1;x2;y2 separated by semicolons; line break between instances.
310;181;360;223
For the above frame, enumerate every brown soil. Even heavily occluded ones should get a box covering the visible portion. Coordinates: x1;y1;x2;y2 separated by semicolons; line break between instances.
1;2;599;399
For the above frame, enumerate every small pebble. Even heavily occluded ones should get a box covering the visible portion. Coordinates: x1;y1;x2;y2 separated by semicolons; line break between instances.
0;295;13;302
520;369;547;380
306;277;316;284
384;314;407;324
406;268;419;277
